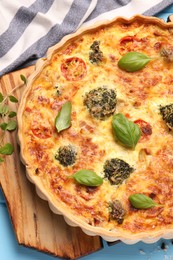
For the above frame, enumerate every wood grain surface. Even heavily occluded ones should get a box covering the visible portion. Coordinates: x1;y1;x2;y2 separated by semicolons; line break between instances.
0;66;103;259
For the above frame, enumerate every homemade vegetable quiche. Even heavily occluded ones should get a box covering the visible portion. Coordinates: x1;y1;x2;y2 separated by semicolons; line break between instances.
18;15;173;243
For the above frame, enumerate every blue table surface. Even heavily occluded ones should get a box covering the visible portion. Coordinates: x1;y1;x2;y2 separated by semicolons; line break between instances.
1;5;173;260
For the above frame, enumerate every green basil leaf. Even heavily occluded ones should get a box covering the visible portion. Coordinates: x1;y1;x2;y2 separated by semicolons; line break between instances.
0;105;9;116
0;92;4;103
9;95;18;103
55;101;72;133
118;52;151;72
129;194;159;209
0;157;4;163
112;113;141;149
8;111;17;118
0;122;7;130
70;169;103;187
0;143;14;155
6;120;17;131
20;74;27;84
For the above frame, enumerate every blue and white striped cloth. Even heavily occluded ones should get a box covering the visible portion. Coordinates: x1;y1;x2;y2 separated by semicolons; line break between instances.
0;0;173;76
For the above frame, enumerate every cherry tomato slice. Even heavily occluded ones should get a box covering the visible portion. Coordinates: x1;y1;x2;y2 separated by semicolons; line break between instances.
119;36;147;55
134;119;152;136
120;36;140;45
61;57;87;81
31;126;52;139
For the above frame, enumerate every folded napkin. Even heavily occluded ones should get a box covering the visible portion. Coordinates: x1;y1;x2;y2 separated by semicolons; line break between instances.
0;0;173;76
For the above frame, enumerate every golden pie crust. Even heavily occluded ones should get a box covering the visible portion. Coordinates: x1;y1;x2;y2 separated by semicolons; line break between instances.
18;15;173;243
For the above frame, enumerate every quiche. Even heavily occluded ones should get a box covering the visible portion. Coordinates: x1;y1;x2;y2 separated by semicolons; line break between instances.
18;15;173;243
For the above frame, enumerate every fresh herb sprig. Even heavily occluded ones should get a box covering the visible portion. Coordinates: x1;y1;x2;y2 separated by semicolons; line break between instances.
55;101;72;133
0;91;18;162
69;169;103;187
112;113;141;149
129;194;161;209
0;73;27;162
118;52;152;72
20;74;27;84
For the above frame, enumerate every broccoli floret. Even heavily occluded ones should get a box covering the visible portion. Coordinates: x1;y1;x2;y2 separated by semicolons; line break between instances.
89;41;103;64
55;145;77;167
160;45;173;62
160;103;173;130
109;200;126;224
84;87;117;120
104;158;134;185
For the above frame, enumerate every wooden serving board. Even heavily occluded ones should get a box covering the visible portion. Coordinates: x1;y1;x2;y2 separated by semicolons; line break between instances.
0;66;103;259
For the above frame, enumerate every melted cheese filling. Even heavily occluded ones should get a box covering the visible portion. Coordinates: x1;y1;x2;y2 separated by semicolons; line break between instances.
21;19;173;234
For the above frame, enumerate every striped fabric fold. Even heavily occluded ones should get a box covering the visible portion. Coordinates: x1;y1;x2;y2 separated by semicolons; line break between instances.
0;0;54;58
0;0;173;76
